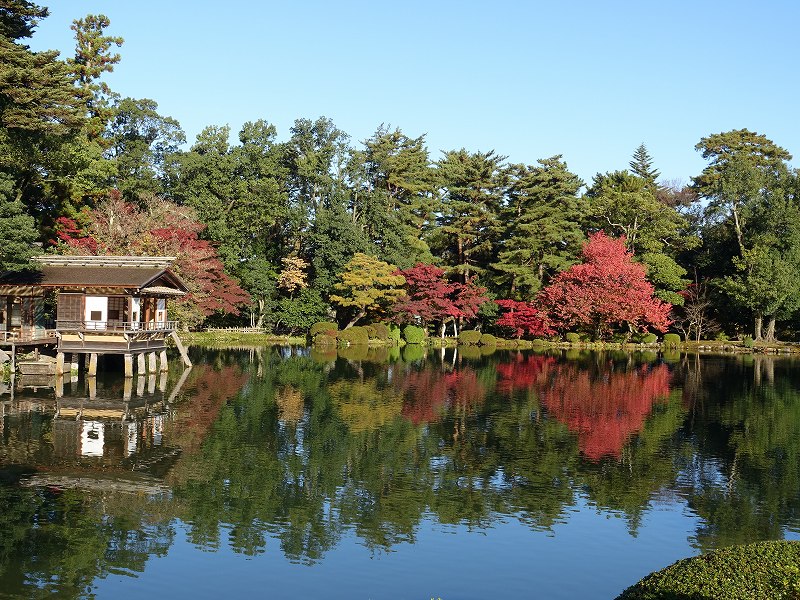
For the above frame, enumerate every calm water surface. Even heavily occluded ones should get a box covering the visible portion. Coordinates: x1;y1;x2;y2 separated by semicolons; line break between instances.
1;347;799;599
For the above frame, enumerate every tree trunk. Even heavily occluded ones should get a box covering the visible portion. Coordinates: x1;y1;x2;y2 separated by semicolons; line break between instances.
764;316;776;342
440;321;446;338
452;319;458;337
345;310;365;329
754;313;763;341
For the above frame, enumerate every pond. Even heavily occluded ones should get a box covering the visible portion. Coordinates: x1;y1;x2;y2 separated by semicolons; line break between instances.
0;347;799;599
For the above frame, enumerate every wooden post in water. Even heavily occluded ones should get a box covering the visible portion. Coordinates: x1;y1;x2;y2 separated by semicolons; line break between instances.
159;350;168;372
88;353;98;376
124;354;133;377
148;352;157;373
70;354;79;374
55;352;65;376
137;353;146;375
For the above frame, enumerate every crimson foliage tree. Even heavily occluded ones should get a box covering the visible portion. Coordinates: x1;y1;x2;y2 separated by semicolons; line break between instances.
495;299;553;339
538;232;671;339
54;191;250;328
393;263;488;337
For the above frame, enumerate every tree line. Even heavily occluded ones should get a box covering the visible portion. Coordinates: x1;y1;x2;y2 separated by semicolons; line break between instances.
1;3;798;340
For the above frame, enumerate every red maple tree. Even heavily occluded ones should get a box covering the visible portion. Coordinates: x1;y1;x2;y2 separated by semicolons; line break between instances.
54;191;250;328
538;232;671;339
393;263;488;336
495;299;553;339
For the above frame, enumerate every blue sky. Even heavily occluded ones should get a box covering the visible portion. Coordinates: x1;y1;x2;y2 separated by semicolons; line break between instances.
29;1;799;186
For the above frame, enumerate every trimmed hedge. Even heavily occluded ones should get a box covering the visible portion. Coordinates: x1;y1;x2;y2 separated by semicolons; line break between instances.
616;540;800;600
387;324;401;344
663;333;681;347
363;324;377;339
310;321;338;336
370;322;390;341
459;330;482;345
337;326;369;345
641;333;658;344
565;332;581;343
403;325;425;344
479;333;497;346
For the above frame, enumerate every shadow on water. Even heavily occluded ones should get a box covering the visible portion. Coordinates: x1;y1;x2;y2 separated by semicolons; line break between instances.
0;347;799;598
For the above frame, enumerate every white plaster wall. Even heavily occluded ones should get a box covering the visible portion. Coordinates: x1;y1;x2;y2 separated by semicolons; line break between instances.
84;296;108;330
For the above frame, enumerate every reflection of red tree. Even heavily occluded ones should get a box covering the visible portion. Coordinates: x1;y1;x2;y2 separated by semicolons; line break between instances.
495;354;556;395
167;365;249;454
400;368;485;424
538;363;671;460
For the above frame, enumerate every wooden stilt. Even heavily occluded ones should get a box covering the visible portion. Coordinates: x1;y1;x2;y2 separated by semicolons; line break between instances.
70;354;79;373
124;354;133;377
88;376;97;399
159;350;168;372
169;331;192;367
123;377;132;400
88;353;98;376
56;352;65;376
137;353;146;375
148;352;157;373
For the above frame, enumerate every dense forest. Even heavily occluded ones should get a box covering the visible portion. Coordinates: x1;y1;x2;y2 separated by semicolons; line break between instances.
2;3;799;341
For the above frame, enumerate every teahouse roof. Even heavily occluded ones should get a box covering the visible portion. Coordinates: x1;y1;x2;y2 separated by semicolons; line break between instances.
0;256;188;296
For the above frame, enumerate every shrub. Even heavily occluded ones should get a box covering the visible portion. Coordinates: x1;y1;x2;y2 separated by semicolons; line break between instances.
370;322;390;341
337;326;369;346
310;321;338;336
663;333;681;347
403;325;425;344
479;333;497;346
312;331;337;347
641;333;658;344
743;335;755;348
715;332;729;341
565;332;581;344
616;540;800;600
387;323;401;345
402;343;425;361
458;330;482;345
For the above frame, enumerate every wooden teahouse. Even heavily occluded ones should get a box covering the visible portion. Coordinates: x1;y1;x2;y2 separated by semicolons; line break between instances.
0;256;191;375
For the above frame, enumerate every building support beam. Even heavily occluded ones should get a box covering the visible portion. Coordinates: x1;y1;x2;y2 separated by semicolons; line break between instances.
88;353;98;377
137;353;146;375
124;353;133;377
159;350;168;373
148;352;157;373
56;352;65;376
70;354;79;374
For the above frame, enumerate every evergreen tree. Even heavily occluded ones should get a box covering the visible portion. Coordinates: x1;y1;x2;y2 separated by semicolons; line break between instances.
0;174;39;271
629;143;660;183
492;155;583;298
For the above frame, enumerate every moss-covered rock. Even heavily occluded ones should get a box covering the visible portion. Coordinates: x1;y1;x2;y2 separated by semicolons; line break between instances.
616;540;800;600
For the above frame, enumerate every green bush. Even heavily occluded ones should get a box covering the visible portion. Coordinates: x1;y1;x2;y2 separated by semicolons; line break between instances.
479;333;497;346
312;331;337;347
458;330;482;345
565;332;581;344
402;343;425;361
641;333;658;344
715;331;730;341
363;324;377;339
663;333;681;347
310;321;338;336
403;325;425;344
743;335;755;348
387;324;401;345
370;322;390;341
616;540;800;600
338;326;369;346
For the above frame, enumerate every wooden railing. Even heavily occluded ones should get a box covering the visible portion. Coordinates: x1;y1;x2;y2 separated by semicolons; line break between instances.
56;320;179;332
0;329;57;342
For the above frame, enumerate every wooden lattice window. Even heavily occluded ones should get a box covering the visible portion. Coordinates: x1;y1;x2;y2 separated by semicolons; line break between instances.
108;296;126;322
57;294;82;322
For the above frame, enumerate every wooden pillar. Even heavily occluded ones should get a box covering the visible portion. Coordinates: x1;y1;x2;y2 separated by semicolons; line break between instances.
124;353;133;377
70;354;79;374
136;375;145;396
159;350;168;373
158;371;168;392
55;374;64;398
88;353;98;376
137;353;146;375
148;352;157;373
148;374;156;394
123;377;132;400
55;352;65;376
88;375;97;399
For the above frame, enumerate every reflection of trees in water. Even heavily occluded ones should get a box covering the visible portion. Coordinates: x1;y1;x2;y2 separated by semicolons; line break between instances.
673;355;800;550
537;362;672;460
4;350;800;591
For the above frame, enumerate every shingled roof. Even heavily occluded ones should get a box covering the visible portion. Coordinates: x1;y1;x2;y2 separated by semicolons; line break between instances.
0;256;188;295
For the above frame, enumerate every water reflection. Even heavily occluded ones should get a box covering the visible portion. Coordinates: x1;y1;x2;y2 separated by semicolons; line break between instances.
0;349;799;598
